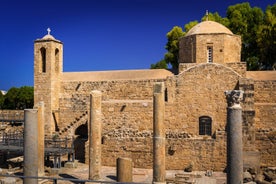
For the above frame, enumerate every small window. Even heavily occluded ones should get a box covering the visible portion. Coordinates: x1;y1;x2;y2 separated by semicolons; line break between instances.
164;88;168;102
55;48;59;73
199;116;212;136
40;47;46;73
207;46;213;63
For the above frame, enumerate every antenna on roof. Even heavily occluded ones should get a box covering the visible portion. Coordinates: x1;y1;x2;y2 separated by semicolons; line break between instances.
206;10;209;21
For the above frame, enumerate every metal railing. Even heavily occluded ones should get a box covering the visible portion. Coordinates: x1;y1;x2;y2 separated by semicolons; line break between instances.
0;132;23;146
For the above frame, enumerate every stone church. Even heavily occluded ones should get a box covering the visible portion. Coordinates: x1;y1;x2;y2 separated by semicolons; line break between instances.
34;21;275;171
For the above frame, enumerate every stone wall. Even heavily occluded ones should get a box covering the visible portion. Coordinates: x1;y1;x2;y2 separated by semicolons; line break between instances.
253;80;276;167
0;110;24;122
72;63;241;171
99;128;227;171
60;79;165;101
58;79;165;128
165;63;240;135
255;129;276;167
254;80;276;104
55;64;275;171
255;103;276;130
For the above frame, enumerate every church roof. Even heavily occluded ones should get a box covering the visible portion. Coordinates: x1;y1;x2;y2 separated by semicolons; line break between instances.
62;69;174;82
185;21;233;36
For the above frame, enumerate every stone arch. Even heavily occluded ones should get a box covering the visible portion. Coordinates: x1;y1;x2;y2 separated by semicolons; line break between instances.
74;122;88;163
178;63;242;78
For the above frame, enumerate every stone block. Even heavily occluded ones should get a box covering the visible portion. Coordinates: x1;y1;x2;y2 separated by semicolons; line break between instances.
64;161;77;168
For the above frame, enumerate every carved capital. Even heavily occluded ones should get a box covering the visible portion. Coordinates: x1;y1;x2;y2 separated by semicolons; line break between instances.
225;90;244;108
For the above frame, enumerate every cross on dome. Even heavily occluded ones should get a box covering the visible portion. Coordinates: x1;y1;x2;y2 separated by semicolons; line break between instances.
47;28;51;35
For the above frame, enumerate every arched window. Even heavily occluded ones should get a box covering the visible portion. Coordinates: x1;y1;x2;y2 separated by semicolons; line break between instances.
199;116;212;136
207;46;213;63
40;47;46;73
55;48;59;73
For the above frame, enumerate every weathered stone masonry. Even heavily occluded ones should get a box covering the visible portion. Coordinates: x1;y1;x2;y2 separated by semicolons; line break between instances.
32;21;276;171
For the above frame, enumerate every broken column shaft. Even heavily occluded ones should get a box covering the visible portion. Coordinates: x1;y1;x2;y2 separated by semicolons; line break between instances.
153;82;166;184
225;90;244;184
116;157;133;182
88;90;102;180
23;109;38;184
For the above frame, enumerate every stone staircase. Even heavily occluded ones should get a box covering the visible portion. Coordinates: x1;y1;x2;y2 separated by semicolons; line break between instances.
58;111;88;137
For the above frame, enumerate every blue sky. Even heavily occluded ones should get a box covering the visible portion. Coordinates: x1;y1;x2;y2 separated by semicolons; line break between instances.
0;0;274;91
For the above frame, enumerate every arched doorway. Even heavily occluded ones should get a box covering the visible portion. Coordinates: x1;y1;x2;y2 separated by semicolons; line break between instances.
74;122;88;163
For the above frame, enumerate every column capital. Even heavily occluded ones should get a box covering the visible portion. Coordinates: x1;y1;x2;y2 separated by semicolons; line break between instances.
225;90;244;108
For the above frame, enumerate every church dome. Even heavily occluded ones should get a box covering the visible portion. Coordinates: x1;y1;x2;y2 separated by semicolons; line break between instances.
185;21;233;36
42;34;56;40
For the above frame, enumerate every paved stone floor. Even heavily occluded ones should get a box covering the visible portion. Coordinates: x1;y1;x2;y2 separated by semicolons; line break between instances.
42;163;226;184
1;161;227;183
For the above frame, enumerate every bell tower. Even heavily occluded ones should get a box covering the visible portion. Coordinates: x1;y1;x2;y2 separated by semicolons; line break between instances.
34;28;63;135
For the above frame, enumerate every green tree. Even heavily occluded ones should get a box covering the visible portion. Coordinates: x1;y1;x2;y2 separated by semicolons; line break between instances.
17;86;34;109
227;3;264;67
150;59;168;69
3;87;20;109
3;86;34;109
164;26;185;69
0;91;4;109
256;3;276;70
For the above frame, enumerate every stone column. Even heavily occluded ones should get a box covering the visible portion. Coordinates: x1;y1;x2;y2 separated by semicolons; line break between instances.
116;157;133;182
23;109;38;184
35;102;45;177
88;90;102;180
153;82;166;184
225;90;244;184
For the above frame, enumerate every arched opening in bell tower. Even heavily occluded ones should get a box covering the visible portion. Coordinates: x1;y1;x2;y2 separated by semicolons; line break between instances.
55;48;59;73
40;47;46;73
